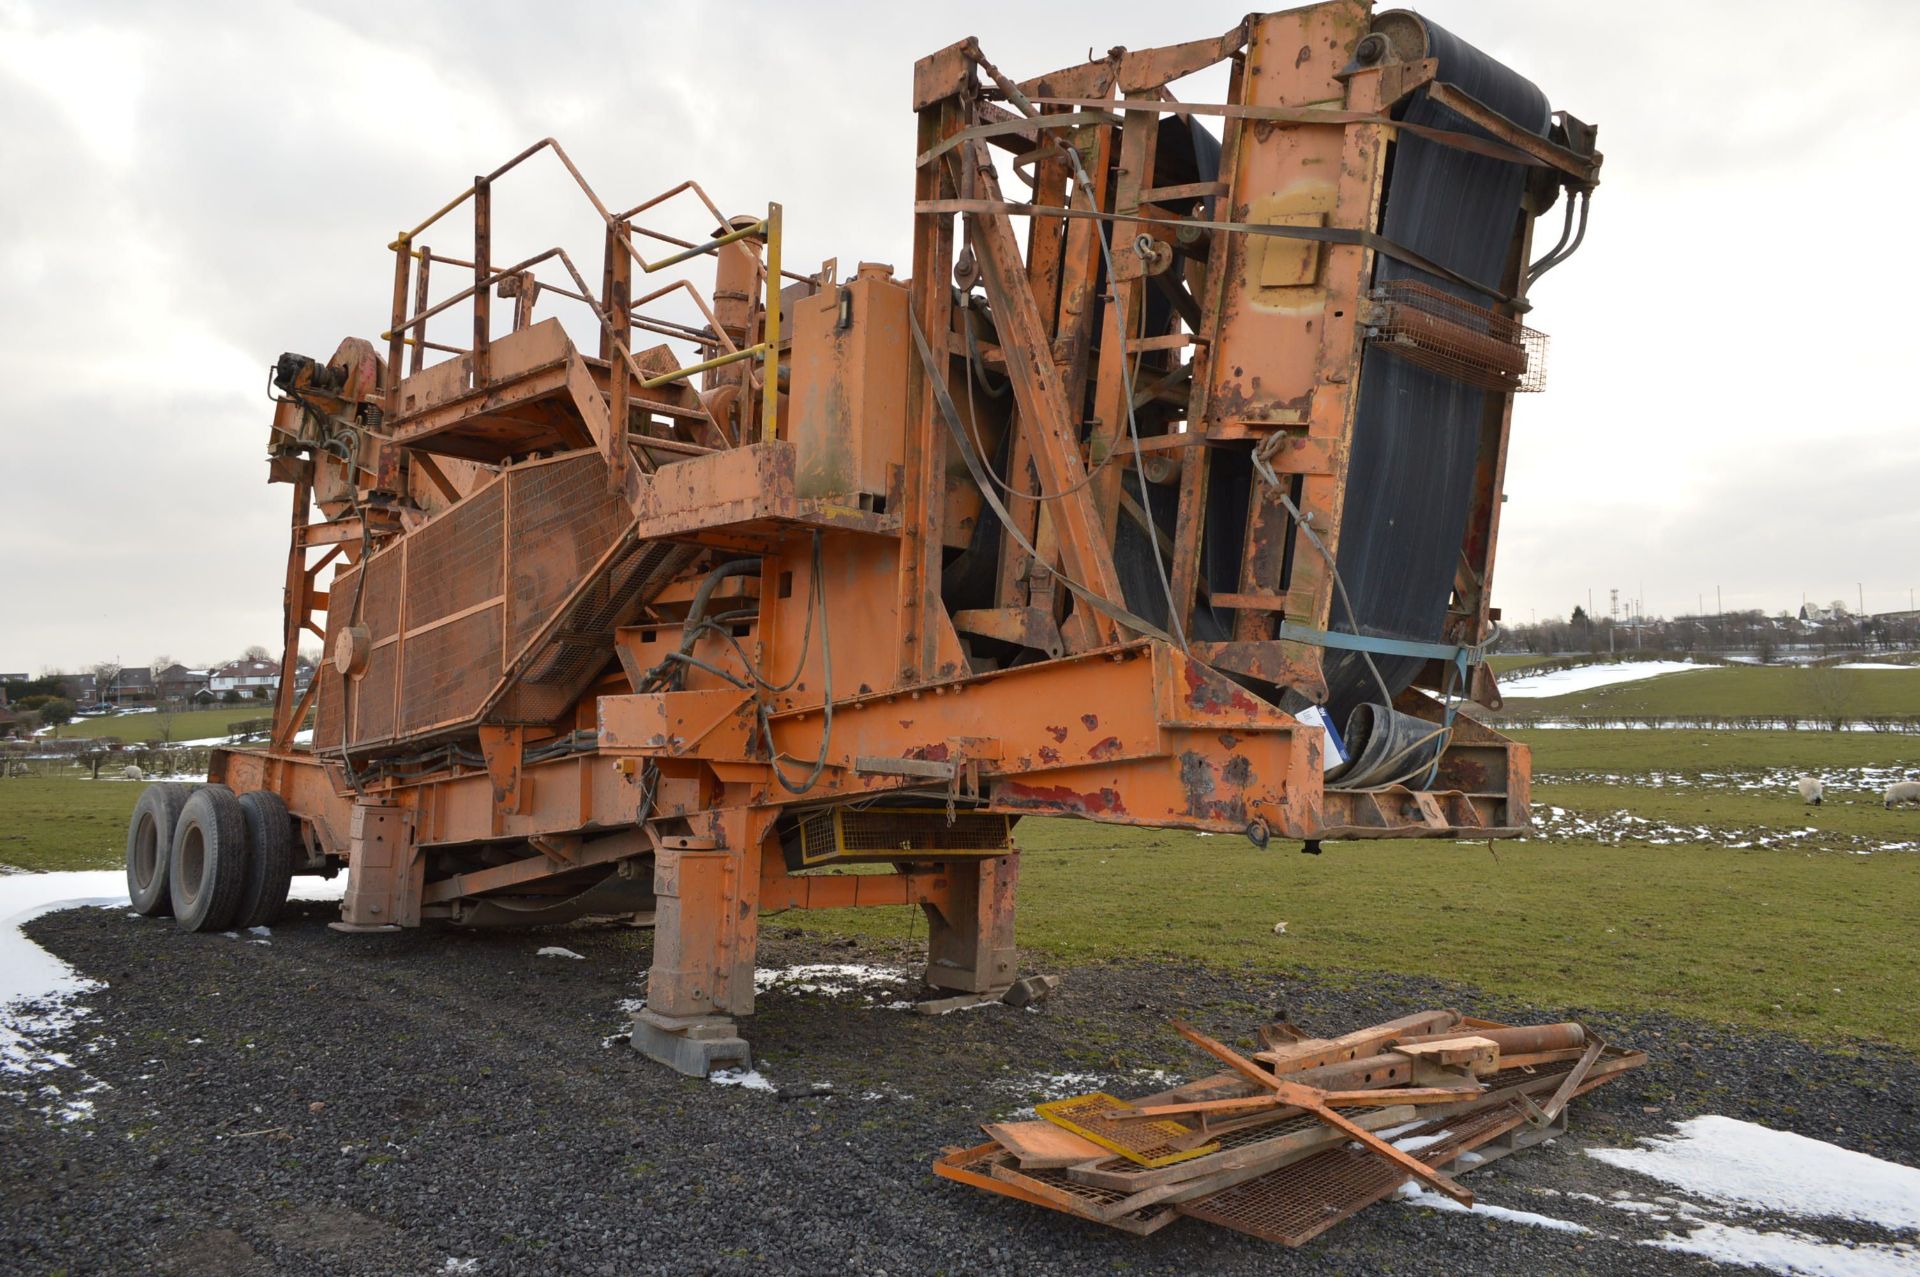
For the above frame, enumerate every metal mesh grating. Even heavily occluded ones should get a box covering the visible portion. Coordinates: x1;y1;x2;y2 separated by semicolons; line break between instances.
400;605;504;735
506;453;632;658
405;480;504;628
986;1152;1141;1208
1078;1111;1331;1184
1364;279;1546;393
361;544;403;640
1036;1094;1218;1168
1178;1095;1540;1244
354;642;398;744
796;807;1014;865
312;565;360;752
493;537;699;725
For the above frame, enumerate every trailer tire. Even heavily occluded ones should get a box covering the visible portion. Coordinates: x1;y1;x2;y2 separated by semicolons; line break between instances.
234;790;295;928
126;782;194;917
169;785;249;933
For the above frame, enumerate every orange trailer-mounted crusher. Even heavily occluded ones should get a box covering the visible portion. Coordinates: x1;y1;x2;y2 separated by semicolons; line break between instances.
127;2;1599;1074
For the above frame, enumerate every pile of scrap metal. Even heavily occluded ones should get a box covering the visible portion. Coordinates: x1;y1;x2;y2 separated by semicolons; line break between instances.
936;1010;1644;1244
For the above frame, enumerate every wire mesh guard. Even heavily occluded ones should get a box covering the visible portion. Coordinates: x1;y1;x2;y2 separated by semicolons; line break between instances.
1176;1097;1532;1245
1034;1093;1219;1169
1363;279;1547;393
793;806;1012;866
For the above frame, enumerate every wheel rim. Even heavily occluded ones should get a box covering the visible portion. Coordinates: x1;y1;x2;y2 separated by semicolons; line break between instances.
133;812;159;890
179;824;207;904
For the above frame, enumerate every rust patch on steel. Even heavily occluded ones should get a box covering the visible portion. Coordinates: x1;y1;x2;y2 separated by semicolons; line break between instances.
998;781;1129;817
1183;660;1261;715
1179;749;1250;825
1080;713;1099;731
1088;735;1123;761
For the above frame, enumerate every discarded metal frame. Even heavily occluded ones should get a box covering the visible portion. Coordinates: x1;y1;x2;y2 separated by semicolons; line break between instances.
935;1010;1645;1243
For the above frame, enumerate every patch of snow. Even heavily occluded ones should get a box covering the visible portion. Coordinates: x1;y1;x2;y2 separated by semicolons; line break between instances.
1587;1115;1920;1232
247;925;271;938
1833;663;1914;670
441;1260;481;1275
1395;1182;1593;1233
754;963;910;1000
1390;1129;1454;1154
535;946;585;960
1646;1220;1919;1277
1497;660;1706;698
708;1067;776;1093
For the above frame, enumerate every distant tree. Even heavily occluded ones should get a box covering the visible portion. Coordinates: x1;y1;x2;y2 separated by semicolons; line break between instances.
37;697;75;727
90;660;122;704
1804;665;1856;731
222;688;243;704
1755;627;1777;665
12;709;40;739
243;644;272;662
82;740;119;780
6;676;61;701
252;687;271;700
150;654;174;677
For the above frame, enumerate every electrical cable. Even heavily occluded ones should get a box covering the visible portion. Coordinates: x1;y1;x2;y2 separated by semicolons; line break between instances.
760;531;835;794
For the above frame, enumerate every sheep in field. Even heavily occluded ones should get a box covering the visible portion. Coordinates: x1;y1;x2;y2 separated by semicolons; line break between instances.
1795;775;1823;805
123;764;145;781
1885;780;1920;809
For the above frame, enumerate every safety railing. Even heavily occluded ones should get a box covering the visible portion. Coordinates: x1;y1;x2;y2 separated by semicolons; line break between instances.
378;139;791;477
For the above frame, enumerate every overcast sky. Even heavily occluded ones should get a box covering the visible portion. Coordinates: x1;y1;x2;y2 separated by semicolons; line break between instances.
3;0;1916;673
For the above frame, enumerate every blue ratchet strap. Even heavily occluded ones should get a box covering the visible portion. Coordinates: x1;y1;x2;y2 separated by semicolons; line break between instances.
1275;621;1483;674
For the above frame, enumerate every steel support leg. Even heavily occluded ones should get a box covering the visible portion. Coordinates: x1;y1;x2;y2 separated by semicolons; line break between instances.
632;804;766;1076
333;801;420;931
921;853;1019;996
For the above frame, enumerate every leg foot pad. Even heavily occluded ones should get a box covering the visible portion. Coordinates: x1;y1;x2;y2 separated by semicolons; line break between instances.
630;1009;751;1077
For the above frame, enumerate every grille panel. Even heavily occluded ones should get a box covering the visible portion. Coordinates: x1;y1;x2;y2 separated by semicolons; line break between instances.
406;480;504;628
795;807;1014;866
400;605;504;735
507;453;632;659
312;565;360;752
1364;279;1547;394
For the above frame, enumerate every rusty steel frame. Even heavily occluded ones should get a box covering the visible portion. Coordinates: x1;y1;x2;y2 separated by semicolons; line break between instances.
217;0;1596;1072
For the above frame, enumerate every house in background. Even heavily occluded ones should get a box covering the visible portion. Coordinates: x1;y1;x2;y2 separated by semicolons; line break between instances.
55;672;97;705
209;658;280;699
156;664;211;704
108;667;157;705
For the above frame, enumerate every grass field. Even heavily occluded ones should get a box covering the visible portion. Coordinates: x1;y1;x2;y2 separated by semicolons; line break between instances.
790;820;1920;1052
7;728;1918;1053
44;706;269;743
0;776;144;873
1503;663;1920;716
1515;727;1917;774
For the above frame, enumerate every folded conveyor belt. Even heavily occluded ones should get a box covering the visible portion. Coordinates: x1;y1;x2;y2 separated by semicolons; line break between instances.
1323;13;1549;727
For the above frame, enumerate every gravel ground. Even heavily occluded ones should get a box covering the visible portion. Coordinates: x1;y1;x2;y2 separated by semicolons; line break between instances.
4;901;1917;1276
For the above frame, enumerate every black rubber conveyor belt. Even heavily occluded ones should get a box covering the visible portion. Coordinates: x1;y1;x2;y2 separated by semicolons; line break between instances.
1321;12;1549;728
